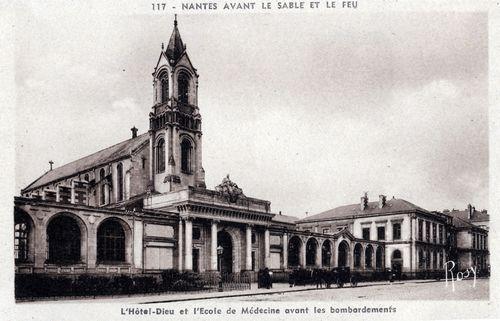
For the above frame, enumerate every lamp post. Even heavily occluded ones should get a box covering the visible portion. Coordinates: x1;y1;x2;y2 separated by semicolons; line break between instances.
217;245;223;292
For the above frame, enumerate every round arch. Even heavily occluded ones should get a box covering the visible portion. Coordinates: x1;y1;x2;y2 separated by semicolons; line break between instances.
305;237;318;267
14;208;35;263
321;239;333;267
353;243;363;268
288;235;302;268
46;212;88;264
375;246;384;269
96;217;132;264
365;244;374;268
337;240;350;267
391;249;403;274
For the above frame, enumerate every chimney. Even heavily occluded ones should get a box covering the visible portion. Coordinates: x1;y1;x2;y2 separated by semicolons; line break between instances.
378;195;387;209
360;192;368;211
467;204;473;219
131;126;138;138
49;160;54;171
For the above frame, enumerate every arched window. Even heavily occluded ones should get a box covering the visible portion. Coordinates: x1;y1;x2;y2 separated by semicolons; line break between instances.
178;72;190;105
156;138;165;173
161;75;169;103
353;243;362;268
14;215;31;263
117;163;124;202
47;216;81;263
181;138;192;173
99;168;106;205
97;219;125;262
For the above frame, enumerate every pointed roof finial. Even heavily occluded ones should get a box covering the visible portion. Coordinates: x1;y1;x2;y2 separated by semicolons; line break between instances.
174;14;178;26
161;42;164;50
49;160;54;171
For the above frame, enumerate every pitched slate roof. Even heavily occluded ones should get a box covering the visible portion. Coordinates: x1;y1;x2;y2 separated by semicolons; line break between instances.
299;198;428;223
447;209;489;223
22;133;149;192
451;216;476;229
271;213;299;224
165;18;185;62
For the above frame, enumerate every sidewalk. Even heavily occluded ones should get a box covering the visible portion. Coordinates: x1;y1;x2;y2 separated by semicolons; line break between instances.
20;278;449;304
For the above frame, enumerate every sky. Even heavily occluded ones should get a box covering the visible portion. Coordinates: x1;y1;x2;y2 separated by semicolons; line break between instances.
14;8;488;219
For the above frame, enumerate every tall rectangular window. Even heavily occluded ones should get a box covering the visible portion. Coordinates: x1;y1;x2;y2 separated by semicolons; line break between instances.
377;226;385;240
425;221;430;242
432;223;437;243
362;228;370;240
418;220;423;241
393;223;401;240
438;225;443;244
472;233;476;249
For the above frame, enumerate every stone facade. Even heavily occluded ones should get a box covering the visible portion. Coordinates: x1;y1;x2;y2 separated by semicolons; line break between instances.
14;18;488;280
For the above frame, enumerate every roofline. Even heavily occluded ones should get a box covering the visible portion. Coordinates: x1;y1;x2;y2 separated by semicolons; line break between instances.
298;208;435;224
21;134;149;193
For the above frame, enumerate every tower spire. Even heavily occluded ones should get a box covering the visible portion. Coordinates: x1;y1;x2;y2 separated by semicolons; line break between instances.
166;15;185;62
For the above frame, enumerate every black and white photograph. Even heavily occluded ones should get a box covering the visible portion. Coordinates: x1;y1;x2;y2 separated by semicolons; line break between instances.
1;0;499;320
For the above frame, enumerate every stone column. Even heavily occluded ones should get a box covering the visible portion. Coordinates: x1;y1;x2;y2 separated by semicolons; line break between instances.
184;218;193;270
211;220;218;271
34;220;47;269
264;229;270;268
316;242;322;267
300;239;306;268
178;219;183;271
282;233;288;269
87;223;97;269
133;219;143;269
173;127;180;175
245;225;252;271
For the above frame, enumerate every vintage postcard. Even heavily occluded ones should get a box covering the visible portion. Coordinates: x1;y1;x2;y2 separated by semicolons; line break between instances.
1;0;499;320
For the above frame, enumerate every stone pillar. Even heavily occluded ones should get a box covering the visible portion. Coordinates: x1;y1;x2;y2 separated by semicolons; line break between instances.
184;218;193;270
178;219;183;271
87;224;97;269
387;220;393;241
245;225;252;271
173;127;180;175
264;229;270;268
133;219;143;269
282;233;288;269
148;131;154;181
70;181;75;204
34;220;47;269
316;242;322;267
211;220;218;271
299;240;306;268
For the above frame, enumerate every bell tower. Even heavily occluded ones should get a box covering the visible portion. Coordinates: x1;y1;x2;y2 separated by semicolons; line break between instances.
148;16;205;193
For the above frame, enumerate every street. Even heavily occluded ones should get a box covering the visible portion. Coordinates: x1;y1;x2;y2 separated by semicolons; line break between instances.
217;278;489;301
